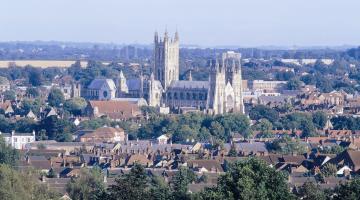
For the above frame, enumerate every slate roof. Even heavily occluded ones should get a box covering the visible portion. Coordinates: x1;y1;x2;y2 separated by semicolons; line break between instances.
168;80;209;90
88;79;116;90
127;78;142;90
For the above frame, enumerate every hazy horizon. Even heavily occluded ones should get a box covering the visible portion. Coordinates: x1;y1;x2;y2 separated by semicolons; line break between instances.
1;0;360;47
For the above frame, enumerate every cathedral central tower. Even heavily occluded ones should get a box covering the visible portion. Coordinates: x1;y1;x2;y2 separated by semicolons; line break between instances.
153;31;179;90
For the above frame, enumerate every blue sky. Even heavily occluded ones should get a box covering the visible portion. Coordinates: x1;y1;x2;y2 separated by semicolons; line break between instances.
1;0;359;47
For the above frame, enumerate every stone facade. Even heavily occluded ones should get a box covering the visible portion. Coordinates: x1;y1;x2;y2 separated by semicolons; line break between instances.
154;31;179;90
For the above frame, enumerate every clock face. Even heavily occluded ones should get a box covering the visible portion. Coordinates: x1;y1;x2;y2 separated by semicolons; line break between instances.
103;91;108;98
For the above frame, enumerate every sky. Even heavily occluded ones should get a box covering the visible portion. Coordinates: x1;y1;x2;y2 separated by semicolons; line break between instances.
0;0;360;47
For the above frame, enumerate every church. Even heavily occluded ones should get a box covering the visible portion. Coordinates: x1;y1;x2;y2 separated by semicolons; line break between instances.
87;31;244;114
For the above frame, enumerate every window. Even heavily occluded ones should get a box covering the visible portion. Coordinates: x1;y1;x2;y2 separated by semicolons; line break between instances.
186;93;190;100
103;91;108;98
180;92;184;100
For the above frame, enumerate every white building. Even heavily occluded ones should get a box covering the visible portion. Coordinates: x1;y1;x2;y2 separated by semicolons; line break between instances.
1;130;36;149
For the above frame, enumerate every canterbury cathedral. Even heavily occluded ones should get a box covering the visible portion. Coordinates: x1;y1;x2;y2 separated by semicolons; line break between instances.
91;31;244;114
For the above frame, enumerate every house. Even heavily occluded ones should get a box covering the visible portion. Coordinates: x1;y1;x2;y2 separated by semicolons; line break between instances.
0;100;14;116
186;160;224;173
86;100;142;120
329;150;360;173
79;126;127;143
1;130;36;149
125;154;153;167
0;76;10;93
26;110;37;120
223;142;268;156
157;134;169;145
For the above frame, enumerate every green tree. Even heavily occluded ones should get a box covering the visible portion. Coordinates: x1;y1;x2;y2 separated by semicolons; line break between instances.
149;176;173;200
47;88;65;107
0;164;59;200
320;163;337;177
254;119;273;138
333;178;360;200
249;105;279;123
66;167;105;200
286;78;302;90
2;90;16;101
108;163;150;200
40;116;75;142
199;158;295;200
312;111;327;129
0;136;19;166
297;181;326;200
171;167;196;200
28;67;43;86
25;87;40;98
64;97;87;116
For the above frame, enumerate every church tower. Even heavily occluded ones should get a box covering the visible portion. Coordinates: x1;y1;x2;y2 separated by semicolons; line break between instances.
154;30;179;90
117;70;128;97
222;52;244;114
207;60;226;114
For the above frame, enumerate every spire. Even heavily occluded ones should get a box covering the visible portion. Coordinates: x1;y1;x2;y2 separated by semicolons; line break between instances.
154;31;159;43
188;70;193;81
175;30;179;42
150;72;155;81
119;70;125;79
164;29;168;41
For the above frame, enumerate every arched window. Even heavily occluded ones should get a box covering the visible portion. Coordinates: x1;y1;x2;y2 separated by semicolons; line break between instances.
180;92;184;100
186;93;191;100
192;93;197;100
199;93;203;100
174;92;178;100
168;92;172;100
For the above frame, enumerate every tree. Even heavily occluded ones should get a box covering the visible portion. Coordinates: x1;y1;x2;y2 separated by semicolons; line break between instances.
286;78;302;90
312;111;327;129
107;163;150;200
2;90;16;101
28;67;43;86
0;136;19;167
320;163;337;177
228;144;238;157
47;88;65;107
149;176;173;200
171;167;196;200
249;105;279;123
333;178;360;200
40;116;75;142
64;97;87;116
66;167;105;200
0;164;59;200
25;87;40;98
254;119;273;138
296;181;326;200
199;158;295;200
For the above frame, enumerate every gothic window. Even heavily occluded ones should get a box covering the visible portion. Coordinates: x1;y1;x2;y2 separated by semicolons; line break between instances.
186;93;190;100
199;93;203;100
192;93;197;100
168;92;172;100
174;92;178;100
180;92;184;100
204;93;208;100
